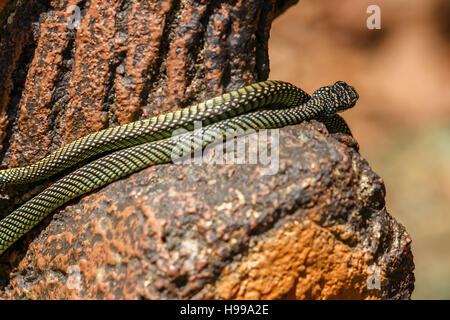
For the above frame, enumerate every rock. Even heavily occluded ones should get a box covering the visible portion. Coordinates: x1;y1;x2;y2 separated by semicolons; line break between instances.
0;122;414;299
0;0;414;299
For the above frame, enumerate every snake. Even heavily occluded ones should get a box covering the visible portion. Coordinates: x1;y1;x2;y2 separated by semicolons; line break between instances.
0;80;358;256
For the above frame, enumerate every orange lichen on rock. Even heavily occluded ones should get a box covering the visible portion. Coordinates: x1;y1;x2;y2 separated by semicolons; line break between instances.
114;1;172;124
6;9;70;166
212;219;381;300
64;0;122;141
165;1;204;110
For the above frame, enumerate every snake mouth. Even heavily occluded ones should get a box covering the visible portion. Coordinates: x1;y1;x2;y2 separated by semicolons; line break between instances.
347;84;359;107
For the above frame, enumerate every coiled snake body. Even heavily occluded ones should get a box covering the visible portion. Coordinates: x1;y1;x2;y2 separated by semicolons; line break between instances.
0;80;358;255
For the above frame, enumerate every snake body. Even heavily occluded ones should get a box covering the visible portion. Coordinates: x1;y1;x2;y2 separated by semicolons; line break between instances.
0;80;358;255
0;81;309;185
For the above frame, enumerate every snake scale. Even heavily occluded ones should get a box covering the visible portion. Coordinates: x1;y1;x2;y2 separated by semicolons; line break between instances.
0;80;358;255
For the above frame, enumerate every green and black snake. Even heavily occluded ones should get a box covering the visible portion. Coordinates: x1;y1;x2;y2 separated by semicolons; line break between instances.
0;80;358;255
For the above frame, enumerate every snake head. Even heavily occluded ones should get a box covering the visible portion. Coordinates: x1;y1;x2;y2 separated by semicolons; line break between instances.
312;81;359;114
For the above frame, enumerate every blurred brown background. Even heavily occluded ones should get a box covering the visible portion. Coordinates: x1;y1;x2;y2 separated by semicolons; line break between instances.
269;0;450;299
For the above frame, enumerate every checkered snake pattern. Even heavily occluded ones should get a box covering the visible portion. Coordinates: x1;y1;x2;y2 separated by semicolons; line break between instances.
0;80;358;255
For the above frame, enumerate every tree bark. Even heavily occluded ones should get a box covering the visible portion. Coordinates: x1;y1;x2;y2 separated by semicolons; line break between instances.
0;0;414;299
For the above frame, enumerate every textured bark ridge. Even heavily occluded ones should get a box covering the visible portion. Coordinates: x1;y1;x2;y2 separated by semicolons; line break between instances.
0;0;414;299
